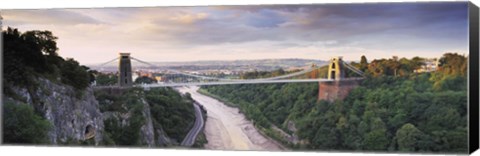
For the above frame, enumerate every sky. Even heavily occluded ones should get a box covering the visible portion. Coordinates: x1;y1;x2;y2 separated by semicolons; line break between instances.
1;2;469;65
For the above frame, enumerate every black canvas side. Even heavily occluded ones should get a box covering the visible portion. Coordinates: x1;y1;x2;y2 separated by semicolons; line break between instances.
469;1;479;154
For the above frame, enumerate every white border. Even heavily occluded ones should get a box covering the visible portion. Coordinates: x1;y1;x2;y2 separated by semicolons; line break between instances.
1;0;479;156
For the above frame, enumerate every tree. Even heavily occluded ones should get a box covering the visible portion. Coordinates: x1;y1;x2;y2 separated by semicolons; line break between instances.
360;55;368;72
95;73;118;86
87;69;98;84
390;56;401;76
395;123;423;151
363;129;389;151
22;30;59;56
60;58;90;90
437;53;467;76
134;76;158;84
410;57;425;71
201;58;468;152
3;27;91;91
3;102;52;144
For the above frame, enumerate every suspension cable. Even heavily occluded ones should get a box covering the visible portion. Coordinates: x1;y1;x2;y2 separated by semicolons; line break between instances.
90;57;119;68
130;57;320;81
340;60;365;77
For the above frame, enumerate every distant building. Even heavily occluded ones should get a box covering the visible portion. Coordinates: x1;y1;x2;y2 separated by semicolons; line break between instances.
132;72;139;81
414;58;439;73
155;76;163;82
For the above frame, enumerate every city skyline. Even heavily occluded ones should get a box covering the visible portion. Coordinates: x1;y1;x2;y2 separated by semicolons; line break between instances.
1;2;469;65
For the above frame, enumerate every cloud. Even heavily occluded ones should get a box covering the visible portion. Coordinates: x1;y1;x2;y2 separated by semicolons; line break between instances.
1;2;469;64
168;12;209;24
1;9;101;25
127;2;467;47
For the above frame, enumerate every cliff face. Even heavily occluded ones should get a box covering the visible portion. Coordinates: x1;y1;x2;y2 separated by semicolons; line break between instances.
141;99;175;146
8;78;104;145
5;79;186;147
95;87;175;147
139;99;156;146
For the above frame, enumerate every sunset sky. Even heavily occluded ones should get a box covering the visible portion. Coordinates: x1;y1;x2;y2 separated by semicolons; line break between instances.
1;2;469;65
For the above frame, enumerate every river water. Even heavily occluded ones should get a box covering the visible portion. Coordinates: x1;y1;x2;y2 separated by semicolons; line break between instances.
176;86;283;151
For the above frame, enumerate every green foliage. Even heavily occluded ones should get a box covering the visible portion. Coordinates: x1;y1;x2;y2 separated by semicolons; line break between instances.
103;109;145;146
430;53;468;91
134;76;158;84
145;87;195;143
3;27;92;92
240;68;287;79
95;73;118;86
3;102;52;144
360;55;368;72
95;90;123;113
366;56;424;77
96;87;195;146
202;56;468;153
363;129;388;151
395;123;423;151
192;131;208;148
60;58;91;90
96;88;146;146
437;53;467;76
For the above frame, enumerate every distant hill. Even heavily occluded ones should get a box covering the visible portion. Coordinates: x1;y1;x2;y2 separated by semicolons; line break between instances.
93;58;328;71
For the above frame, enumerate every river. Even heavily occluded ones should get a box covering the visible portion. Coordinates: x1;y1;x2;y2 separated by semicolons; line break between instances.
176;86;284;151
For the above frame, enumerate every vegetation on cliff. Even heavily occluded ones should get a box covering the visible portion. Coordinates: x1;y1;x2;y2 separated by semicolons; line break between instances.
3;27;94;94
95;88;146;146
202;53;468;153
95;87;195;146
3;27;96;144
3;102;52;144
145;88;195;143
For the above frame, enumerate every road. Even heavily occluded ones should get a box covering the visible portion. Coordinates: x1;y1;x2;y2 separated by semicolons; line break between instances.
180;103;204;146
177;86;283;151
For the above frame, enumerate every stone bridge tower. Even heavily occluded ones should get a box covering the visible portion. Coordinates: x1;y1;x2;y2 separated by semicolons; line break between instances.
319;56;359;102
327;56;346;80
119;53;133;87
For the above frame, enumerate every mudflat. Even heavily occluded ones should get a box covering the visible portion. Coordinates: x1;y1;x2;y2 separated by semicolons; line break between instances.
177;86;283;151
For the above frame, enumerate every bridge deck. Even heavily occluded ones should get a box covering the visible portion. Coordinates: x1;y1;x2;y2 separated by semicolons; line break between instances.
94;78;363;88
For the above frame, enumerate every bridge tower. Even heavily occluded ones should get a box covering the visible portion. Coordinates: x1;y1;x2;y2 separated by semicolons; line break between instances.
119;53;133;87
319;56;359;102
327;56;345;80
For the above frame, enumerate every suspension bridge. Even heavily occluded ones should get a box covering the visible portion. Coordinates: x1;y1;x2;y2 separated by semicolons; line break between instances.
91;53;365;89
87;53;367;146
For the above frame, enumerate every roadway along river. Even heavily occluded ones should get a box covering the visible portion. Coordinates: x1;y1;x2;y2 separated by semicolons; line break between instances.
180;103;204;147
176;86;284;151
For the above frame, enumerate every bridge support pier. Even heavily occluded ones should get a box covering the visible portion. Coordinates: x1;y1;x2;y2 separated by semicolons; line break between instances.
318;80;360;102
319;56;361;102
119;53;133;87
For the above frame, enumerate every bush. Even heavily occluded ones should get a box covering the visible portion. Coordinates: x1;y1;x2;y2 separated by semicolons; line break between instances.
3;27;91;91
3;102;52;144
145;88;195;143
60;58;90;90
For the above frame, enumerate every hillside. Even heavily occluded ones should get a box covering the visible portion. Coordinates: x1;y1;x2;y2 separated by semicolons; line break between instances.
200;54;468;153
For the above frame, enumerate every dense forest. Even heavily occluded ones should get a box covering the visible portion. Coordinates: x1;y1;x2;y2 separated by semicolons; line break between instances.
202;53;468;153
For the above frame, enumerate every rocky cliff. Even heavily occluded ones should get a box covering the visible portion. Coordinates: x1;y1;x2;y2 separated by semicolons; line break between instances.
5;79;193;147
6;78;104;145
94;87;177;147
